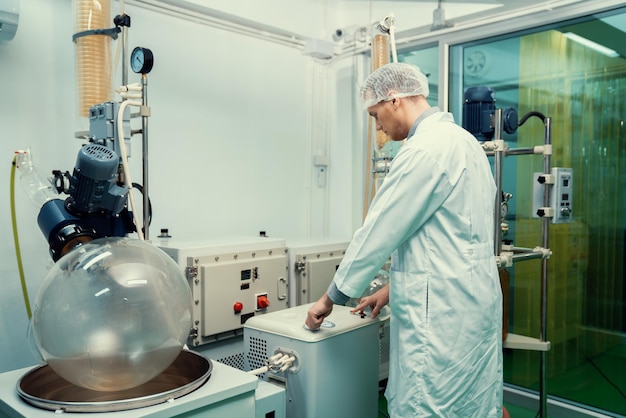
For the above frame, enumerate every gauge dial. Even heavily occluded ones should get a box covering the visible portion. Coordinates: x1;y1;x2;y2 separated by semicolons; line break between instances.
131;47;154;74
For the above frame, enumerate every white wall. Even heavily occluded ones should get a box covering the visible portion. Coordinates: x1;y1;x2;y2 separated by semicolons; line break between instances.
0;0;78;373
123;3;315;240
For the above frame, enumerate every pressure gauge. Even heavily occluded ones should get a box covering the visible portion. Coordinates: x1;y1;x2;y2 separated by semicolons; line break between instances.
500;192;512;219
130;47;154;74
500;202;509;219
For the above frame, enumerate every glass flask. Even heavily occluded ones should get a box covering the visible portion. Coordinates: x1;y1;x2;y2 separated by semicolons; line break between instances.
15;149;57;208
31;237;192;391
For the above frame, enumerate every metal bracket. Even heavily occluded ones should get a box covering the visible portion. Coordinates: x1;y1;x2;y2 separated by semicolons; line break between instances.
72;27;121;42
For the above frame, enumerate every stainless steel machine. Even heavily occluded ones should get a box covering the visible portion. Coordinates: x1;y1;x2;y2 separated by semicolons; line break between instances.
244;303;380;418
287;240;390;381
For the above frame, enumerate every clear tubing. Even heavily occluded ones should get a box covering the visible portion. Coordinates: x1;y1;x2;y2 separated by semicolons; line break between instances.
75;0;113;119
389;25;398;63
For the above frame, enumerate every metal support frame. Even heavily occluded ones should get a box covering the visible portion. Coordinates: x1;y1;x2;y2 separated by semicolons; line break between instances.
141;76;150;240
488;110;552;418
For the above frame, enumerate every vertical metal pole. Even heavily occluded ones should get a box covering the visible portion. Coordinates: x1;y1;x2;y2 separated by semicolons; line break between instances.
539;116;552;418
493;108;503;256
121;27;128;87
141;75;149;241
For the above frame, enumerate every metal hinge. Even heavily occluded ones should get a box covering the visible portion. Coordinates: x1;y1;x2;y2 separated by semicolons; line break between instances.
185;266;198;279
295;261;306;272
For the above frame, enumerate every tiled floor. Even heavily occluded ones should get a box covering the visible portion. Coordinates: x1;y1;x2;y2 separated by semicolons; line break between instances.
377;397;541;418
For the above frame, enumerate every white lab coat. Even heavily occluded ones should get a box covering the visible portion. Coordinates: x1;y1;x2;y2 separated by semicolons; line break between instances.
334;110;503;417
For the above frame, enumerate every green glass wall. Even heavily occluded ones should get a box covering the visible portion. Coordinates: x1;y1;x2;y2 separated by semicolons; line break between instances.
443;8;626;416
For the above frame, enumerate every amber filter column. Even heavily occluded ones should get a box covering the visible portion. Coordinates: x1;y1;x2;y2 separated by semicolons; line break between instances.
363;34;391;219
75;0;113;119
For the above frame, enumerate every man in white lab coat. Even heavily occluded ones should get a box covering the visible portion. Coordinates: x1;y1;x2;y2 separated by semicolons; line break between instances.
305;63;503;417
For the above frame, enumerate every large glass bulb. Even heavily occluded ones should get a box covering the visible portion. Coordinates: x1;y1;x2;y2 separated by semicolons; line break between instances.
31;237;192;391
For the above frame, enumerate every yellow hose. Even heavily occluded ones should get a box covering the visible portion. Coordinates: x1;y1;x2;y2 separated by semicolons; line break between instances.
10;154;32;319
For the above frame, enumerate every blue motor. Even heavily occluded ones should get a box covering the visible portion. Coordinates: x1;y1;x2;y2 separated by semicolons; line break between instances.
462;86;496;141
463;86;519;141
66;144;128;215
37;143;135;261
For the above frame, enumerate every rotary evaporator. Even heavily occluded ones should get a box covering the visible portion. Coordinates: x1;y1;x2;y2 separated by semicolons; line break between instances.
1;1;283;416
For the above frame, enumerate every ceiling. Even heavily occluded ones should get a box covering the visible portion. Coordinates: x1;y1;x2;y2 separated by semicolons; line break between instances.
338;0;567;4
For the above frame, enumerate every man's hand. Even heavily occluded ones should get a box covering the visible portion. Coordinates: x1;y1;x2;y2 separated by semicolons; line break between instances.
350;284;389;319
305;293;334;330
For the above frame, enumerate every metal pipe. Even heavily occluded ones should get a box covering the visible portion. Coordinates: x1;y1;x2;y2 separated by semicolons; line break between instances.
511;252;544;263
125;0;307;50
493;108;503;256
141;75;149;241
121;26;128;87
505;147;538;156
509;246;536;254
484;147;538;157
539;116;552;418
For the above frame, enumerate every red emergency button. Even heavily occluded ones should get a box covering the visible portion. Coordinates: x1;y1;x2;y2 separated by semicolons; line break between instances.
257;295;270;309
234;302;243;314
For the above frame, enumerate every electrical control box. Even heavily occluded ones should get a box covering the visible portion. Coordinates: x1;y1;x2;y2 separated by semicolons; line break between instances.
532;167;573;224
89;102;131;155
159;236;289;347
287;240;349;306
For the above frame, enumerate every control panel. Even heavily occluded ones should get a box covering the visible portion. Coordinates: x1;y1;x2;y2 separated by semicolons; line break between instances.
551;167;573;223
532;167;573;224
159;237;289;347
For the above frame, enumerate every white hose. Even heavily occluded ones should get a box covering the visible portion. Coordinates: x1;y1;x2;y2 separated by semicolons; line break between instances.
268;353;283;362
248;353;297;375
116;99;144;240
279;356;296;372
119;93;142;100
280;355;296;364
247;365;269;375
112;0;127;83
116;83;142;92
389;24;398;63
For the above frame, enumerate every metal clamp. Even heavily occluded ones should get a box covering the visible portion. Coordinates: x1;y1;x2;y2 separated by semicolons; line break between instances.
72;27;121;42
